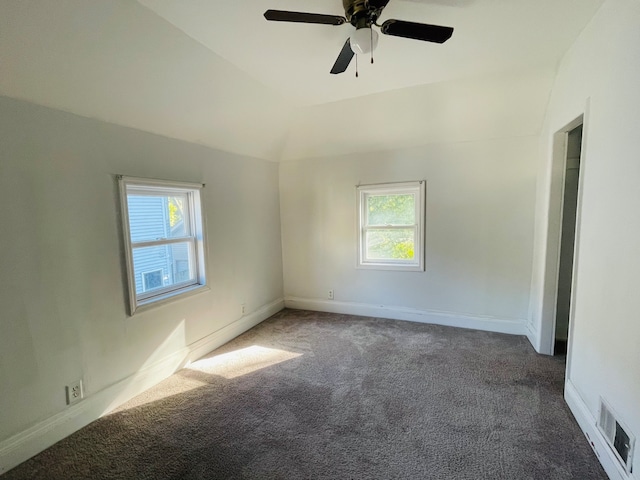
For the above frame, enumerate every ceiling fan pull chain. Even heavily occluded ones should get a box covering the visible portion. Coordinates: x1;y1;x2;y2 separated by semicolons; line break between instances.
371;28;374;64
356;54;359;78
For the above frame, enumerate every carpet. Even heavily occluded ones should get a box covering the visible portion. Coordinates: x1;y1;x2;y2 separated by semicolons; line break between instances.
2;309;607;479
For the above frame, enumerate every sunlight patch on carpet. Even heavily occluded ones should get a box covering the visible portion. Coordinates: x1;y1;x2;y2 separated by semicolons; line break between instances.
187;345;302;379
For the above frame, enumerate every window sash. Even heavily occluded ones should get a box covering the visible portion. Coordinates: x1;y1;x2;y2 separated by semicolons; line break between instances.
127;192;199;300
134;238;198;301
363;191;418;228
362;226;418;264
357;182;425;271
131;236;196;249
362;225;417;231
137;278;199;301
119;176;208;315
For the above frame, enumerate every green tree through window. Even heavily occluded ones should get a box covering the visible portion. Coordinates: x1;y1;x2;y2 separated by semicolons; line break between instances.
358;182;425;271
367;194;415;260
168;197;184;228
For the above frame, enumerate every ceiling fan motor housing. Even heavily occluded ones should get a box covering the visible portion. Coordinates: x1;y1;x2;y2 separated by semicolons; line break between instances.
343;0;379;27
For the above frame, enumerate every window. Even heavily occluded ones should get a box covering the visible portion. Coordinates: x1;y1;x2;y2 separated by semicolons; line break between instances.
119;176;208;314
357;181;425;271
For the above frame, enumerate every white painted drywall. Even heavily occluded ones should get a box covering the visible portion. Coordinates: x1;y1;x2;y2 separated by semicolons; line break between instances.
529;0;640;474
280;134;539;327
0;96;284;452
279;67;550;330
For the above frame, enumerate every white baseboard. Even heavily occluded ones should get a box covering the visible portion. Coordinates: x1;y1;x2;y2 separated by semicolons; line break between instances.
186;298;284;362
526;321;542;354
0;298;284;475
284;297;527;335
564;379;635;480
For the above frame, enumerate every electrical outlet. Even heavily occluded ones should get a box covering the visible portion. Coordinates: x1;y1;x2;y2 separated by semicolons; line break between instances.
328;289;334;300
240;303;246;315
66;380;83;405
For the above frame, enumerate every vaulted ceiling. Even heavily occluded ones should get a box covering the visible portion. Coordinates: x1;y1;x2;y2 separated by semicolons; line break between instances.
140;0;603;106
0;0;603;160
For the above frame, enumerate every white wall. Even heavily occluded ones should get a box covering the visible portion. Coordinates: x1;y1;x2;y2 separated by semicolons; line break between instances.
529;0;640;477
280;138;537;332
0;96;284;472
280;67;548;332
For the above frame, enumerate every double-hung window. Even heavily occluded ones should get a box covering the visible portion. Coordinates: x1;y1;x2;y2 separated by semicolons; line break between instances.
119;176;208;314
357;181;425;271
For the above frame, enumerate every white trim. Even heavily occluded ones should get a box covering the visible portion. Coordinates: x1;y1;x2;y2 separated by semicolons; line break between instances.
134;236;195;249
186;298;284;361
535;101;590;356
134;284;210;313
117;175;204;191
0;298;284;475
526;321;541;352
565;380;636;480
284;297;526;335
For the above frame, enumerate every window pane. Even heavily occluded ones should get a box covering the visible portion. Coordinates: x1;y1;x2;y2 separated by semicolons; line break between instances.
127;193;190;242
132;242;195;295
365;229;415;260
366;194;415;226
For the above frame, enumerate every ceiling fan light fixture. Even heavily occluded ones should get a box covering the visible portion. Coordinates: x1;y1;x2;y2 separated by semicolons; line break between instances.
349;27;378;55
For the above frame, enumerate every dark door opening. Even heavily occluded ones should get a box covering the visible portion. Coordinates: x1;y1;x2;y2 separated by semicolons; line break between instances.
554;124;582;355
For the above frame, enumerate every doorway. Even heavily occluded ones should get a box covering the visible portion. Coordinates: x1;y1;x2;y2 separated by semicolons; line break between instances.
538;113;586;357
554;125;582;355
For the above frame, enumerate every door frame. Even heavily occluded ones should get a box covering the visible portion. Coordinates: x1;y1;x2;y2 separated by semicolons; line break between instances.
538;111;588;357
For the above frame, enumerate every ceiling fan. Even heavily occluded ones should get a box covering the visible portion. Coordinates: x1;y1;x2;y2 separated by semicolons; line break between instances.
264;0;454;75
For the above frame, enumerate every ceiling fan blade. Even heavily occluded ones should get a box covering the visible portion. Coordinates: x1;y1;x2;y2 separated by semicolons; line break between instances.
380;19;454;43
264;10;346;25
330;39;355;74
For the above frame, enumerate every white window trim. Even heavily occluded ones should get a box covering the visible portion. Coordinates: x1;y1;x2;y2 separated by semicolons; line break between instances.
118;176;209;315
357;181;426;271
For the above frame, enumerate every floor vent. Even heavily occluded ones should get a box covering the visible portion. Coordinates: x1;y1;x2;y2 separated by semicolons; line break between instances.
598;398;635;475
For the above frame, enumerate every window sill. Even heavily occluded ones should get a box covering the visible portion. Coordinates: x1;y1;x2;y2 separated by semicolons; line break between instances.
130;284;210;316
357;263;425;272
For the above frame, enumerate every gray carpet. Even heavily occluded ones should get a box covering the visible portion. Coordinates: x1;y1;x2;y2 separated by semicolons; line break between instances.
3;309;607;479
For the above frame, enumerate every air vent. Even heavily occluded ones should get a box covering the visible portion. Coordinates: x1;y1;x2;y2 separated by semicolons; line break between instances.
598;398;635;474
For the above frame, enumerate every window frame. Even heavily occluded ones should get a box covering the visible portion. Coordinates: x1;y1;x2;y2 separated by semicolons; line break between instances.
357;181;426;271
118;176;208;315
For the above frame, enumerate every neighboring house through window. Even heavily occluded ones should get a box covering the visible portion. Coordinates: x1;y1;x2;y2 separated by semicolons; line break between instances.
118;176;208;314
357;181;425;271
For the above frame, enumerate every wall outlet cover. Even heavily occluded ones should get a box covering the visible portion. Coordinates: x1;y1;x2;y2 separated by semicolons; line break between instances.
66;380;83;405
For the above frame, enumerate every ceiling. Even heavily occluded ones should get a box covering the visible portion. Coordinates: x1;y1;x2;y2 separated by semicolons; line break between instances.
139;0;604;106
0;0;604;160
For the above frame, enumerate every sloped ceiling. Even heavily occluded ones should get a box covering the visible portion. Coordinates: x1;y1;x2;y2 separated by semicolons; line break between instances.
140;0;603;106
0;0;294;160
0;0;604;161
280;66;558;161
